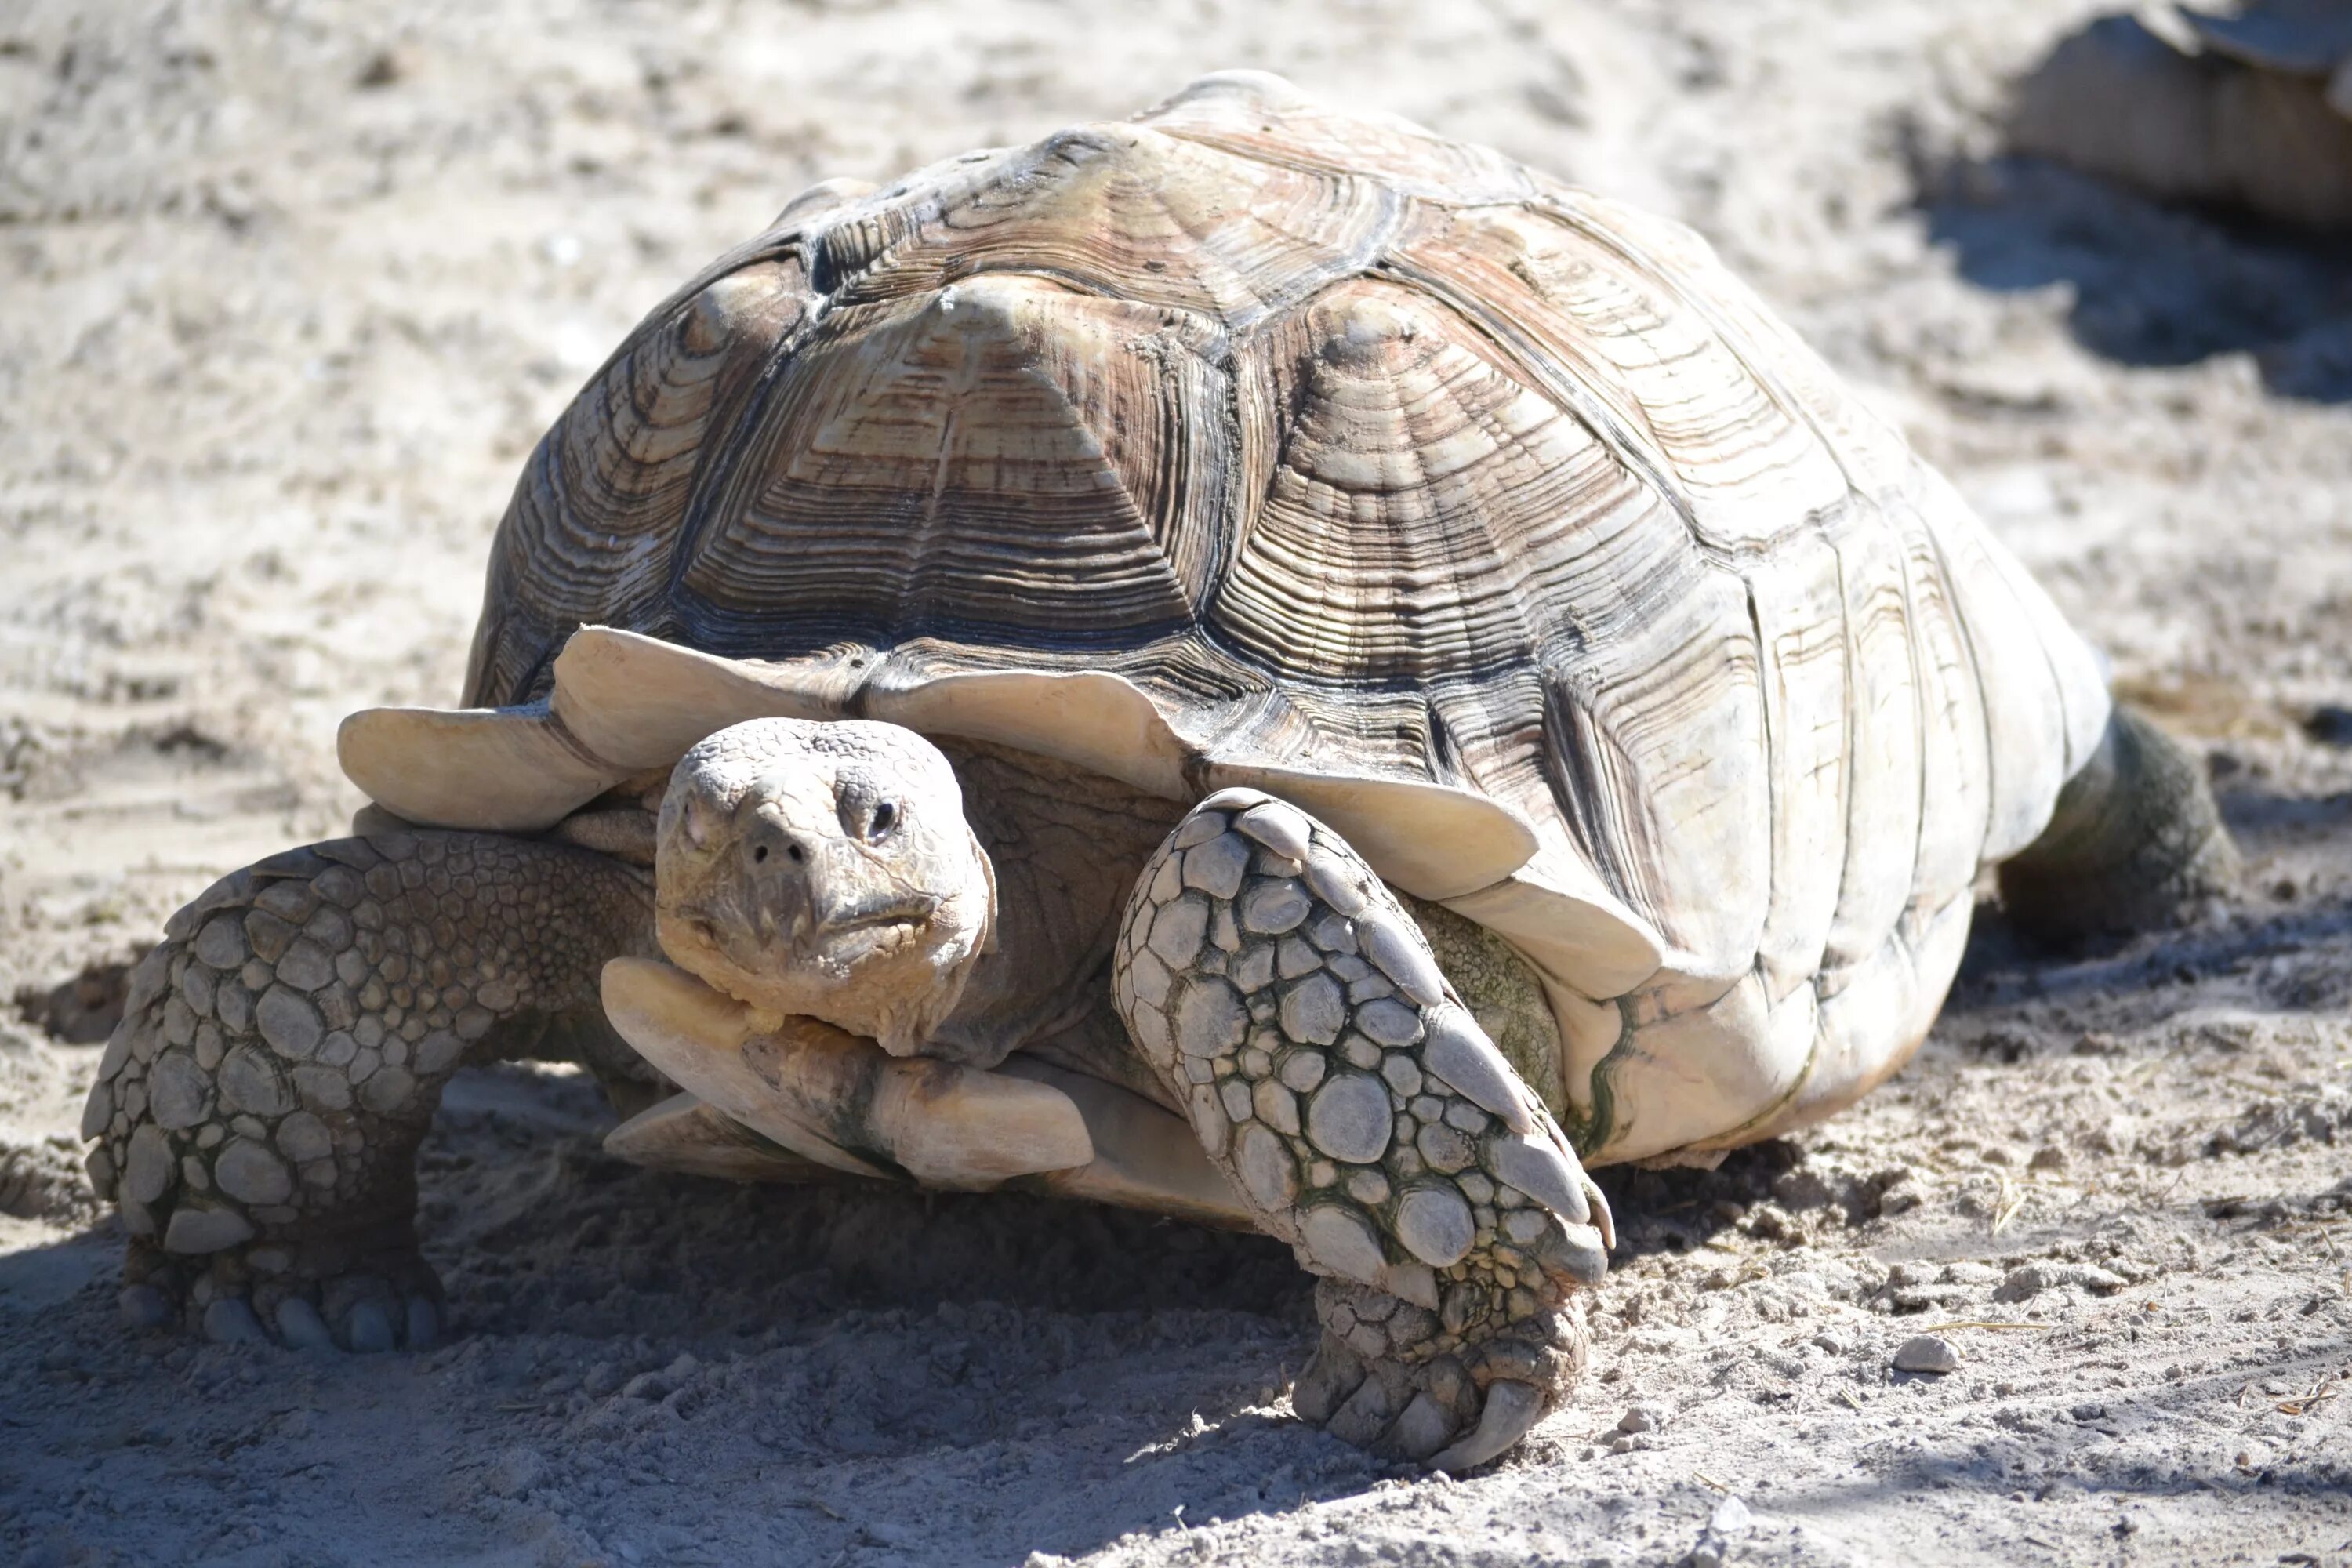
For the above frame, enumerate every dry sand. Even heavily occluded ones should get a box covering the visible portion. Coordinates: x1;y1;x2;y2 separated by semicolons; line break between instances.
3;2;2350;1563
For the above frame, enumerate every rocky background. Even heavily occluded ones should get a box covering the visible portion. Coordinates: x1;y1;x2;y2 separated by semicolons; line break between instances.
2;1;2349;1563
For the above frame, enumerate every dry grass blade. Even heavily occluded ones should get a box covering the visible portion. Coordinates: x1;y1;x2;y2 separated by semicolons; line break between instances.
1991;1172;2027;1236
1927;1321;2056;1333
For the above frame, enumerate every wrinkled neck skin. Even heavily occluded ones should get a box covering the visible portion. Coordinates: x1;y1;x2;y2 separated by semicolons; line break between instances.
653;719;998;1057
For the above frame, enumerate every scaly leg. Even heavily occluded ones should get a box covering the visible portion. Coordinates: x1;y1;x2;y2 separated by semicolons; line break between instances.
1998;703;2239;942
1111;788;1613;1469
81;831;652;1348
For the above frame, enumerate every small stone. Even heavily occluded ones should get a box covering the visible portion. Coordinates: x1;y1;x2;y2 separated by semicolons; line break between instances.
1994;1262;2128;1302
1253;1077;1301;1135
1278;1051;1327;1093
1617;1405;1659;1434
1235;800;1312;860
215;1138;293;1205
1298;1204;1387;1287
256;986;325;1060
1893;1334;1961;1374
1174;978;1248;1058
1279;972;1347;1045
1181;833;1252;899
1396;1185;1475;1267
1305;1073;1392;1163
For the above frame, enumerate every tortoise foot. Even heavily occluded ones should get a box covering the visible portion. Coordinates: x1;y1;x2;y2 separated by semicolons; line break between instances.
123;1226;445;1353
1294;1279;1587;1469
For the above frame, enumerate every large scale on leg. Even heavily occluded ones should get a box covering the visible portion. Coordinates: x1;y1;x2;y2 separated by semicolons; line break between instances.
82;71;2235;1466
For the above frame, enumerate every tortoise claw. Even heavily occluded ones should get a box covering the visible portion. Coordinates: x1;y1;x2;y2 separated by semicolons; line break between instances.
1428;1378;1544;1473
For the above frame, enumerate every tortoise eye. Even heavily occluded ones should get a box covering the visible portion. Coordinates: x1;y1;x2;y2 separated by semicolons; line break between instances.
868;801;898;840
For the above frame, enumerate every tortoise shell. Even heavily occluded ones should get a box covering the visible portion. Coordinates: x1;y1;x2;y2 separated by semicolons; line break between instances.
349;72;2108;1161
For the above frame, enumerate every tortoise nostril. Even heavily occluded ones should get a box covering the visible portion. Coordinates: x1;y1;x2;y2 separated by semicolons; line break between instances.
787;843;804;863
753;844;768;864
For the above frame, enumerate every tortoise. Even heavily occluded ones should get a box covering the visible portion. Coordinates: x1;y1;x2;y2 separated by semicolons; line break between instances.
79;71;2236;1469
2012;1;2352;230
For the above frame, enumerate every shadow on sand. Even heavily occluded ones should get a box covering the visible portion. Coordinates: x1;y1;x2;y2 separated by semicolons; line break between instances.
1914;151;2352;402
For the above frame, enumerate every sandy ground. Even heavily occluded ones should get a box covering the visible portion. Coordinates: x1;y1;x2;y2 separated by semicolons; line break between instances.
4;2;2352;1563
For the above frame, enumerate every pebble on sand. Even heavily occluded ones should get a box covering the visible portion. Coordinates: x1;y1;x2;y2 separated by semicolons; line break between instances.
1893;1334;1961;1374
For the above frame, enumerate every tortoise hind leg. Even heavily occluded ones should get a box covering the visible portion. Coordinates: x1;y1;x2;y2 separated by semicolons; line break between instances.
82;831;652;1349
1112;789;1612;1470
1997;703;2240;943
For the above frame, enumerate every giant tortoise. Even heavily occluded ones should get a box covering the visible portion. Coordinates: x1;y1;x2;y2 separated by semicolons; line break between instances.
80;71;2234;1469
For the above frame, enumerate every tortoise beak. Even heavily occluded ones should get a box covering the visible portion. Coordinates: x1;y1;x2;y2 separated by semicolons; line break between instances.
735;808;936;951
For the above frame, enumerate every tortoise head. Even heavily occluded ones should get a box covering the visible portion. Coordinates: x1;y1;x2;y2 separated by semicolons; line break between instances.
652;718;996;1056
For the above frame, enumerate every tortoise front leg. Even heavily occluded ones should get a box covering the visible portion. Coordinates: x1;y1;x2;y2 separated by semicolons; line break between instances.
1112;789;1613;1470
81;832;653;1349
